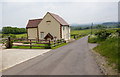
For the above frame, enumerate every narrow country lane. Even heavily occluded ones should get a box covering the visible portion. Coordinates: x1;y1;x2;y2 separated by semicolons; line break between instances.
3;36;102;75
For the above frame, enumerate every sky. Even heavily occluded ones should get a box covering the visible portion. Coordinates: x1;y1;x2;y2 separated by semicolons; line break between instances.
0;0;119;29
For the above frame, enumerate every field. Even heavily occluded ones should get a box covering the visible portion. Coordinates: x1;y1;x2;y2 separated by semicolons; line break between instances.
71;29;97;35
15;34;27;38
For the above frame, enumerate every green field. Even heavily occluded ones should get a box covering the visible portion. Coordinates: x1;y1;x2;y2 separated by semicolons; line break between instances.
15;34;27;38
71;29;97;35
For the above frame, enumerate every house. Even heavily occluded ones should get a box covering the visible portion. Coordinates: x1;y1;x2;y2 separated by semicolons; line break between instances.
26;12;70;41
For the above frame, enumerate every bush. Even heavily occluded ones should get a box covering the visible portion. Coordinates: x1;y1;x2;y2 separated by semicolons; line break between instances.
95;29;111;40
88;35;98;43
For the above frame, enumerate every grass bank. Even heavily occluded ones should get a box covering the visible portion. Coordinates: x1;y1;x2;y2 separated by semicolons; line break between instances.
93;37;120;72
88;28;120;73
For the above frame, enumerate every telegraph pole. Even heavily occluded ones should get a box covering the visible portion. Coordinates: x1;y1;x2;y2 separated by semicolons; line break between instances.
91;23;93;35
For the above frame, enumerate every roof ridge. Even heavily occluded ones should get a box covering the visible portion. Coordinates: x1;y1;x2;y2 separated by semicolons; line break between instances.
29;18;42;21
48;12;69;25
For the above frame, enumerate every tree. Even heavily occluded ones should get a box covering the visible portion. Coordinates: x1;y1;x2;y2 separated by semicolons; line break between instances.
2;26;26;34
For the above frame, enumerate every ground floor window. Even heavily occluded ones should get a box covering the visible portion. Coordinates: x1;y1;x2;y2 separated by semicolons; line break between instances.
40;32;44;39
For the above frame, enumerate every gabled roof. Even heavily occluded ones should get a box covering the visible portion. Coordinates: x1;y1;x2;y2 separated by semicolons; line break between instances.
49;12;69;25
44;33;54;40
26;19;42;28
26;12;69;29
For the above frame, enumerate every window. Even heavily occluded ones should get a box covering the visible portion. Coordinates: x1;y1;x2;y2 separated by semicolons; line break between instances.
40;32;44;39
46;20;51;25
63;26;65;30
46;20;51;22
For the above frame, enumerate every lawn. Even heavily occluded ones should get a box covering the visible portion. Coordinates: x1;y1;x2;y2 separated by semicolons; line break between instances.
15;34;27;38
12;43;68;49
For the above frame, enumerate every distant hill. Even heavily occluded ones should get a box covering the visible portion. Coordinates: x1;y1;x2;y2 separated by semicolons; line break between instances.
71;22;118;27
70;22;119;30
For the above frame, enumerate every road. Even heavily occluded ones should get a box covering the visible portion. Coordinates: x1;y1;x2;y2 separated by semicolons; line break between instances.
3;36;102;75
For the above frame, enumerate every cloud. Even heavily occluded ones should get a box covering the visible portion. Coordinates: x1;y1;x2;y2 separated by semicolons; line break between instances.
1;2;118;28
1;0;120;2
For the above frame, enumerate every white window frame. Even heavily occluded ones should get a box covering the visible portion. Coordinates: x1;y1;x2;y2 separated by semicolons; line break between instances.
40;32;44;39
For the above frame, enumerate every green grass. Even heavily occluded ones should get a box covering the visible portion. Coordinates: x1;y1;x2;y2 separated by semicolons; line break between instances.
15;34;27;38
94;37;120;72
52;43;68;49
12;46;45;49
71;29;97;35
12;43;68;49
88;28;120;72
0;33;2;36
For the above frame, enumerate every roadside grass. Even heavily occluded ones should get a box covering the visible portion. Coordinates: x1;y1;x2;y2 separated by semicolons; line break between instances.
0;33;2;37
93;37;120;72
52;43;68;49
88;28;120;72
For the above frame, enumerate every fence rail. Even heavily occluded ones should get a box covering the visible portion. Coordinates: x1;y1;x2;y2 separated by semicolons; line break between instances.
4;37;66;49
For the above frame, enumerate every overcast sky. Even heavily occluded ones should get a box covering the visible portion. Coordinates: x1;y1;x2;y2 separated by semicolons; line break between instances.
0;0;119;28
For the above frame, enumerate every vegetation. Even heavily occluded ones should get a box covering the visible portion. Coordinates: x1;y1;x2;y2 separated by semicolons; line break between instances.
88;28;120;72
71;29;97;39
12;43;67;49
52;43;67;49
2;33;27;38
94;37;119;72
71;22;119;30
2;26;26;34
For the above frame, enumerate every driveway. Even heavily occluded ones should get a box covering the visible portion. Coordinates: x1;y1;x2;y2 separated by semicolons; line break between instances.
3;36;102;75
1;49;51;71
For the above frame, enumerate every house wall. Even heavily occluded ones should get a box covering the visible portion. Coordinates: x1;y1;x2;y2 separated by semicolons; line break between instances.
62;26;70;40
38;13;61;39
27;28;38;39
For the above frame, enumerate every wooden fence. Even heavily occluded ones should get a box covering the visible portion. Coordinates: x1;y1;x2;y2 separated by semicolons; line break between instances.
13;39;51;49
4;37;66;49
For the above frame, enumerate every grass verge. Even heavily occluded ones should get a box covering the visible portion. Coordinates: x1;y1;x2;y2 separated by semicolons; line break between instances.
92;37;120;72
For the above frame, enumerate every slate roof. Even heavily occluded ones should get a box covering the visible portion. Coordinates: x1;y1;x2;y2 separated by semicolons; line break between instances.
49;12;69;25
26;19;42;28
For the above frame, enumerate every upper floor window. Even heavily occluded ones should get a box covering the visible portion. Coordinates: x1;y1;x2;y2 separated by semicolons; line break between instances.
46;20;51;25
46;20;51;22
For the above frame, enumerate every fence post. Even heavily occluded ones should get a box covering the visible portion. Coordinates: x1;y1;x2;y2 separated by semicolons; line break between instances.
6;36;13;48
54;40;56;47
30;40;32;49
74;35;76;39
48;40;51;49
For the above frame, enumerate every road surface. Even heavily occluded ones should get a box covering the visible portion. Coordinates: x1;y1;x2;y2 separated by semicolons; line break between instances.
3;36;102;75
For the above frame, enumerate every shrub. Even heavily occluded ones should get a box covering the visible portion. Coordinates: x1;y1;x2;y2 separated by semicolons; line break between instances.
94;29;111;42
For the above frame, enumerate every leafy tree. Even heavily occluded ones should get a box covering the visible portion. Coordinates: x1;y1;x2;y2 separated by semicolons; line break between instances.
2;26;26;34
